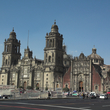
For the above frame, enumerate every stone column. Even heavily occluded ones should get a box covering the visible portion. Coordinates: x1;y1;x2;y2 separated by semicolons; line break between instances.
15;72;18;87
29;72;32;87
29;69;33;87
2;56;4;66
54;39;56;47
5;73;8;85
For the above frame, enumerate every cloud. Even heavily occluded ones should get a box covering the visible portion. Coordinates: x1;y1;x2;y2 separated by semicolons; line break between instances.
69;50;78;53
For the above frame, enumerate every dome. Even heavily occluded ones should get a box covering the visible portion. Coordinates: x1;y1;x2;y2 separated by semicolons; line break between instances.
88;53;102;59
87;48;102;59
51;21;58;33
9;28;16;39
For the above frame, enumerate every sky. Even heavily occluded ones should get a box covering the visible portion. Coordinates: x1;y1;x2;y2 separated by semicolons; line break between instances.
0;0;110;67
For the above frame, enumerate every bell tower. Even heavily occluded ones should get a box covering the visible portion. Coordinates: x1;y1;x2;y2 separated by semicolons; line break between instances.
44;21;64;91
2;28;21;68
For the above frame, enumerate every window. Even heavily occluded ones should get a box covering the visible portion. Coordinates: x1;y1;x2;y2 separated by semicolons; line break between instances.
6;59;7;65
50;39;52;47
15;46;17;53
49;56;51;62
46;74;48;76
6;45;7;52
47;40;49;47
2;75;4;77
46;78;48;80
95;86;98;90
17;46;19;53
46;53;47;57
2;82;3;85
2;79;3;81
52;53;54;57
94;59;98;63
103;68;105;70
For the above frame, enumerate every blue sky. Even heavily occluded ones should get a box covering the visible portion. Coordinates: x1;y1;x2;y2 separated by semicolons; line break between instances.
0;0;110;67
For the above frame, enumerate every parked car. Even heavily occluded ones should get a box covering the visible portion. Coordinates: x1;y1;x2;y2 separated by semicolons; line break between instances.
2;95;12;99
99;94;108;99
72;93;78;96
88;94;96;99
107;92;110;95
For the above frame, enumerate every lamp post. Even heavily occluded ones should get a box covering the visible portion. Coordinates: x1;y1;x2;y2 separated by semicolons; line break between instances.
53;82;55;91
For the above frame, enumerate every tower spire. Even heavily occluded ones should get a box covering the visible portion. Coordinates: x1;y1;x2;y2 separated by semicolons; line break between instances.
12;27;14;32
54;20;56;24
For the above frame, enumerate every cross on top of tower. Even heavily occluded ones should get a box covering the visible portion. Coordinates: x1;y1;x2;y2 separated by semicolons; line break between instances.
12;27;14;32
54;20;56;24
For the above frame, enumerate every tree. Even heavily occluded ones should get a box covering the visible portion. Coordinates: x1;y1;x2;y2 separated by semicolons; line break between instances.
45;87;48;91
19;86;23;88
36;87;39;90
63;87;69;92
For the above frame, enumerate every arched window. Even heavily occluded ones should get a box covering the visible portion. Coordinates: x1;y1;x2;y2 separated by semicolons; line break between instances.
95;86;98;90
47;40;49;47
56;84;59;88
52;53;54;57
6;59;7;65
46;53;47;57
6;45;7;52
15;46;17;53
49;56;51;62
17;46;19;53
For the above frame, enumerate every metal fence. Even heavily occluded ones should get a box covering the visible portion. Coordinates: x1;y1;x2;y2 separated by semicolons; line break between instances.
8;90;63;99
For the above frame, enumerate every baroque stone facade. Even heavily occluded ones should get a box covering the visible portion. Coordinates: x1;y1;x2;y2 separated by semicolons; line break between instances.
63;48;110;93
0;22;110;93
0;22;71;91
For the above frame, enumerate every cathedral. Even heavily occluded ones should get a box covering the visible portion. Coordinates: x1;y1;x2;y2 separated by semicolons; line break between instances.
0;22;110;93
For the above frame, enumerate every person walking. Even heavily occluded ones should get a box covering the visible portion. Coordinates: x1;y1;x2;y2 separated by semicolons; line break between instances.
83;93;85;99
48;91;51;99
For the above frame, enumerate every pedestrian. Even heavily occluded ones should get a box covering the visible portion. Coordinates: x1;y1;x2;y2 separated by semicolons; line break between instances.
87;93;88;99
83;93;85;99
48;91;51;99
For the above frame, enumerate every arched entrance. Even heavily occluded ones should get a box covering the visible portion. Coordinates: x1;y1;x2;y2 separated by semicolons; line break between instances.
79;81;83;92
11;83;14;85
56;84;59;88
23;81;27;90
36;83;39;90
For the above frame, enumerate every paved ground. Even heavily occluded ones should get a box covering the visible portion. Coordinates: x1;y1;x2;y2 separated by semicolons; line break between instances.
0;98;110;110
